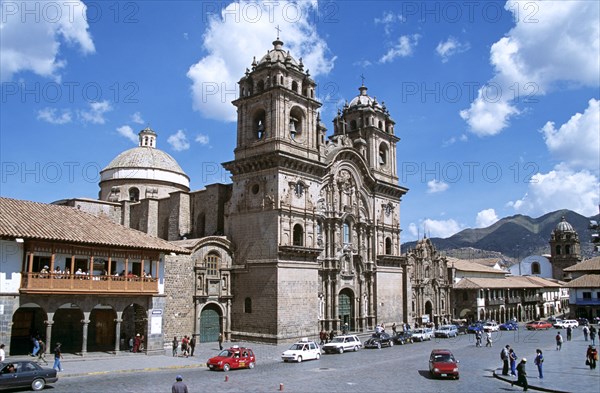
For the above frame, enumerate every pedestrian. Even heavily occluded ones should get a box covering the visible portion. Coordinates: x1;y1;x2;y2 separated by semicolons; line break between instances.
590;326;597;345
189;335;196;356
583;325;589;341
31;335;40;357
509;348;517;376
133;333;141;353
392;323;397;334
181;336;189;357
52;342;63;372
37;339;47;365
329;329;335;342
534;349;543;379
586;345;598;370
218;333;224;350
566;326;572;341
501;345;510;375
0;343;5;362
172;336;178;357
515;358;528;391
475;331;482;347
172;375;189;393
485;331;493;347
555;332;563;350
319;329;326;345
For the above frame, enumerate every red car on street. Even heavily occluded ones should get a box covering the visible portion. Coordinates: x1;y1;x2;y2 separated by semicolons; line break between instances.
207;346;256;371
429;349;460;379
526;321;553;330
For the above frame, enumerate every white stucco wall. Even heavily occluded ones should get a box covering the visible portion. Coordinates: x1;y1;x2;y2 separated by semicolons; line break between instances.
509;255;552;277
0;239;23;293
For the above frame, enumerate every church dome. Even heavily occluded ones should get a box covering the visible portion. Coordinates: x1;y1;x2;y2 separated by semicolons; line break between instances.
104;146;186;175
554;216;575;233
348;85;383;109
256;40;302;70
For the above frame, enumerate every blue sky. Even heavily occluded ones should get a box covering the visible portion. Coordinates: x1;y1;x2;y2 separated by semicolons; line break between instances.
1;0;599;242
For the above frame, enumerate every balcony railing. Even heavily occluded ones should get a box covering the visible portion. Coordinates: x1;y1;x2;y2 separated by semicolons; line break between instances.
20;272;158;295
507;297;522;304
575;298;600;305
486;298;505;306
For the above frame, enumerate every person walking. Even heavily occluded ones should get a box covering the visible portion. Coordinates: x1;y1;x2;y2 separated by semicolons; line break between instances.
52;342;63;372
172;375;189;393
218;333;224;351
587;345;598;370
556;332;563;350
319;329;326;346
37;339;47;365
0;343;5;362
583;325;589;341
31;335;40;357
514;358;528;391
485;331;493;347
189;335;196;357
392;323;397;334
172;336;178;357
509;348;518;377
475;330;482;347
501;345;510;375
534;349;543;379
590;326;597;345
566;326;572;341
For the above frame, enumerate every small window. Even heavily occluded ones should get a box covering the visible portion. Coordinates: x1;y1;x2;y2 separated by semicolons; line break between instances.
555;245;561;255
244;297;252;313
565;245;571;255
251;184;260;194
531;262;541;275
582;292;592;299
293;224;304;246
463;292;468;301
205;253;220;276
129;187;140;202
257;80;264;93
343;222;350;244
379;143;388;166
294;183;304;197
291;81;298;93
385;237;392;254
350;120;357;130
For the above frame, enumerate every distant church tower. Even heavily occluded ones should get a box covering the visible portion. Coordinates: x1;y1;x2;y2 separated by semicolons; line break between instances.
549;216;581;279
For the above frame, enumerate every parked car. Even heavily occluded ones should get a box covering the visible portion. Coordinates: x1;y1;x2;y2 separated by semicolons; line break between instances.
483;321;499;332
364;333;394;349
546;316;558;323
554;319;579;329
281;339;321;362
429;349;460;379
392;331;413;345
526;321;553;330
499;321;519;331
412;328;434;342
577;318;589;326
0;360;58;391
207;346;256;371
322;335;362;354
434;325;459;338
467;323;483;334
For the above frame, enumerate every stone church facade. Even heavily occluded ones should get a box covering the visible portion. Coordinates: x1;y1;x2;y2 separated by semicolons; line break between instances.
59;39;410;344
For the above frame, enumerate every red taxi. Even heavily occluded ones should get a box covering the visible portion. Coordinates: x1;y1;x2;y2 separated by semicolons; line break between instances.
207;346;256;372
429;349;460;379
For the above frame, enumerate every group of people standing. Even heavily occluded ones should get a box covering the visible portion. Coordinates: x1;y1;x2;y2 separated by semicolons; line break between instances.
172;335;196;357
502;344;543;391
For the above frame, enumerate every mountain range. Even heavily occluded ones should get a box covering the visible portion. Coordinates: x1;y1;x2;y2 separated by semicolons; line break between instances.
402;209;600;261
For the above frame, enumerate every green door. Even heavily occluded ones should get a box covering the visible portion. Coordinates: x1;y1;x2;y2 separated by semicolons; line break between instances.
200;308;220;343
339;291;353;331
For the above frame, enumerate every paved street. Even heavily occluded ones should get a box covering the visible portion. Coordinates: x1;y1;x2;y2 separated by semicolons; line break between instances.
5;326;599;392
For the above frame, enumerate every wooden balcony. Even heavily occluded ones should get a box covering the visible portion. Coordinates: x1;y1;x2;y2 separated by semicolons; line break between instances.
20;273;158;295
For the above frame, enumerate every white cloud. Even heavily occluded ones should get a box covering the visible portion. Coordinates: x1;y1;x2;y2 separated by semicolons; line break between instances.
379;34;420;63
195;134;210;145
116;125;138;144
436;37;470;63
507;166;599;217
168;130;190;151
541;98;600;172
461;1;600;136
427;179;449;193
475;209;499;228
79;101;112;124
36;108;72;125
0;0;94;81
374;11;402;35
130;112;145;125
408;218;463;239
187;0;336;122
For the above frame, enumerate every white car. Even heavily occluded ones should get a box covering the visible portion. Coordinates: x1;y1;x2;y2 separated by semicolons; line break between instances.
281;340;321;362
483;322;499;332
554;319;579;329
321;335;362;354
412;328;434;342
434;325;459;338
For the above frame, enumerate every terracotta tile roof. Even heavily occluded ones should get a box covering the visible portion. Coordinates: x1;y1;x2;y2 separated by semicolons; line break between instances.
564;274;600;288
448;258;507;274
454;275;562;289
0;197;189;254
563;257;600;272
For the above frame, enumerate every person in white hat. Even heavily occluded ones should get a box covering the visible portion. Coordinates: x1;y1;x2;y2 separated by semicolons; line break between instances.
515;357;528;391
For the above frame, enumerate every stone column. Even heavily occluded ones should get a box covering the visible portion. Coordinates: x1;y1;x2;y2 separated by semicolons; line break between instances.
194;301;202;339
226;299;232;339
44;318;54;354
114;311;123;354
81;312;90;356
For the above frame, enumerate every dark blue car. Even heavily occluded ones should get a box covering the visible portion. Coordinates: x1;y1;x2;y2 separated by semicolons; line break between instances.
467;323;483;334
499;322;519;331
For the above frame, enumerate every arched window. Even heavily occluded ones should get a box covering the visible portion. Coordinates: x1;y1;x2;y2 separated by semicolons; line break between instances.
343;222;350;244
531;262;541;275
379;143;388;166
565;245;571;255
385;237;392;254
294;182;304;197
205;253;220;276
129;187;139;202
289;107;304;140
425;266;430;278
257;80;264;93
244;297;252;313
280;76;284;84
291;81;298;93
555;245;561;255
350;120;357;130
378;120;383;129
253;109;266;140
293;224;304;246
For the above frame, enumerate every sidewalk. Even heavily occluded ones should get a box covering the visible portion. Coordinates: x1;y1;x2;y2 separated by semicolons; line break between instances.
493;333;600;393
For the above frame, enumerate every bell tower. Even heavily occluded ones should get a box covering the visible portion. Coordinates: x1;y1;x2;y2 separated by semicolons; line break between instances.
549;216;581;279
